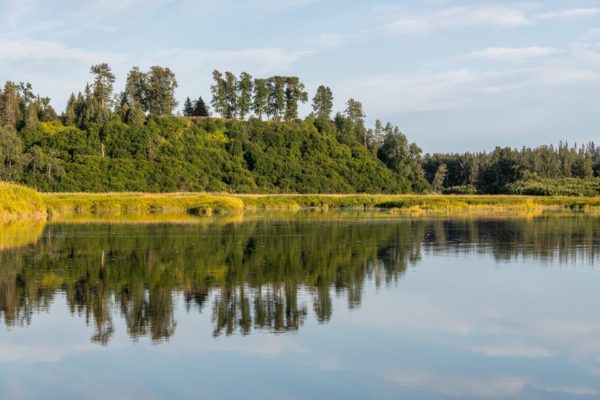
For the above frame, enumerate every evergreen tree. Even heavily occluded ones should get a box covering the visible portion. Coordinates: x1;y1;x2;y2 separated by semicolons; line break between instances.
89;63;115;124
193;96;210;117
64;93;77;125
90;63;115;109
183;97;194;117
311;85;334;120
0;82;18;128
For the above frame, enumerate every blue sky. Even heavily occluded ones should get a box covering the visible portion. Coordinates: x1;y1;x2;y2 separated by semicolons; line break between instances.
1;0;599;152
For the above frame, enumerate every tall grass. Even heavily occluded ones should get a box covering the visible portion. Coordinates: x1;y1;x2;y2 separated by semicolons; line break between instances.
43;192;244;217
0;182;47;221
2;183;599;222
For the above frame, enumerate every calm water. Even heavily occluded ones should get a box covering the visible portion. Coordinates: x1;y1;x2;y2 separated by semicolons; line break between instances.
1;214;599;399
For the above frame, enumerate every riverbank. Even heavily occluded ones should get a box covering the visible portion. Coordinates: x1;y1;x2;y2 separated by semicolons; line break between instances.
1;183;600;222
0;183;47;222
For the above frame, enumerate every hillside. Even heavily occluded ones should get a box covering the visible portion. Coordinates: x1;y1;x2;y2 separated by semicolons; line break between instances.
10;117;424;193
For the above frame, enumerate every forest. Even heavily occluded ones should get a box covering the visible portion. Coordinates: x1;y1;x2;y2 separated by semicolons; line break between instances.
0;64;598;195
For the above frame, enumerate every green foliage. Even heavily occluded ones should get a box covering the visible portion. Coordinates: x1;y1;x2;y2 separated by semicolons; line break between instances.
0;126;25;181
506;177;600;196
423;142;600;195
312;85;334;120
9;117;417;193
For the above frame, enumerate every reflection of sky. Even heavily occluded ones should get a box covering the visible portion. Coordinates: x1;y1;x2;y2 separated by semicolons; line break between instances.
1;253;600;399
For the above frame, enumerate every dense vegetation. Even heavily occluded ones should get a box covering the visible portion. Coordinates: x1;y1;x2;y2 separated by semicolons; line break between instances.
423;142;600;195
0;64;598;195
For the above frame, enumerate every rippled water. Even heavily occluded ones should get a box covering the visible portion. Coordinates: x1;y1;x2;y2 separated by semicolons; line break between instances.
1;214;599;399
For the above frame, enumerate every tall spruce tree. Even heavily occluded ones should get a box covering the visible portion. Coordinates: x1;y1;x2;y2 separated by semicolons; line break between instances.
64;93;77;125
90;63;115;109
0;82;18;128
183;97;194;116
193;96;210;117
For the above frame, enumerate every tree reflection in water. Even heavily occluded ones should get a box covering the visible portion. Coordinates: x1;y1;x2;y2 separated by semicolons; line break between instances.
0;215;598;344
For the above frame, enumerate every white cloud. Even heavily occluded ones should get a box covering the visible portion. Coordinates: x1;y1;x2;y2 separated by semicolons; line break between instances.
384;370;529;398
535;385;600;397
371;6;600;38
534;8;600;21
468;47;561;63
0;38;122;63
377;6;530;36
141;47;313;75
470;343;553;358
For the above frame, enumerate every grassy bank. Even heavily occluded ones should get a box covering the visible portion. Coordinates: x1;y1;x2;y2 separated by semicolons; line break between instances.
0;182;47;221
239;194;600;215
43;192;244;217
2;183;600;222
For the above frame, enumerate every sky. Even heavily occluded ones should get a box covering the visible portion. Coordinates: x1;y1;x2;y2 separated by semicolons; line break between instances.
0;0;599;153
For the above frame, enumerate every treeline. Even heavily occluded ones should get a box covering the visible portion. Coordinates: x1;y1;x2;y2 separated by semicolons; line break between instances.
423;143;600;195
0;64;598;194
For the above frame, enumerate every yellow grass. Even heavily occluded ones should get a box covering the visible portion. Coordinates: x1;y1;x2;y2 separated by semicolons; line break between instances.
0;182;47;221
2;182;600;223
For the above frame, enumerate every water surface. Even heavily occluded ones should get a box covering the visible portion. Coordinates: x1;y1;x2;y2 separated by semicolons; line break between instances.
1;215;599;399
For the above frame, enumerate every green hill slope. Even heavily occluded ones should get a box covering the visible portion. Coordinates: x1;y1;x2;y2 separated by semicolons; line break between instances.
18;117;420;193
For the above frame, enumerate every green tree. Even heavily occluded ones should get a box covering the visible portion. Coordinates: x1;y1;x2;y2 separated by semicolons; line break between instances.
210;70;227;117
432;163;448;192
267;76;286;121
0;126;24;181
125;67;147;109
237;72;253;120
90;63;116;110
344;98;366;146
284;77;308;121
183;97;194;117
145;66;178;116
311;85;333;120
378;123;428;192
224;72;238;119
0;82;18;128
193;97;210;117
252;78;269;119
